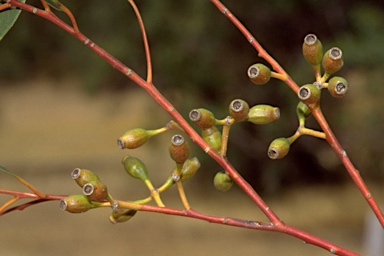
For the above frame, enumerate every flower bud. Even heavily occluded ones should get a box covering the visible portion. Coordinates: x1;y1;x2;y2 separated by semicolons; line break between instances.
302;34;323;66
201;126;222;152
229;99;249;122
247;104;280;125
83;180;108;202
110;209;137;224
60;194;95;213
213;172;233;192
122;155;149;182
268;138;290;159
327;76;348;98
247;63;271;85
322;47;343;75
296;101;312;119
71;168;100;188
298;84;321;104
181;157;201;182
189;108;216;129
169;134;190;164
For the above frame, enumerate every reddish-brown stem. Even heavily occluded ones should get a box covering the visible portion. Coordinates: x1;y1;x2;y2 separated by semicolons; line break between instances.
311;107;384;227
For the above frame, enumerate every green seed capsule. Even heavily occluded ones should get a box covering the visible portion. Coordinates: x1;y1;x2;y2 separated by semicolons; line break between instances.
328;76;348;98
60;194;96;213
298;84;321;104
117;128;164;149
229;99;249;122
247;63;271;85
296;101;312;119
302;34;323;66
189;108;216;129
83;180;108;202
247;104;280;125
202;126;222;152
169;134;190;164
322;47;344;75
110;209;137;224
122;156;149;182
71;168;100;188
213;172;233;192
181;157;201;182
268;138;290;159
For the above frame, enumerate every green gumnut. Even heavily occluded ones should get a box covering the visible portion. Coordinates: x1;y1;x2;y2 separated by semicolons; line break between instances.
247;104;280;125
213;172;233;192
247;63;271;85
181;157;201;182
189;108;216;129
322;47;344;75
229;99;249;122
302;34;323;66
83;180;109;202
296;101;312;119
328;76;348;98
122;155;149;182
298;84;321;104
169;134;190;164
117;128;161;149
110;209;137;224
71;168;100;188
202;126;222;152
268;138;290;159
60;194;96;213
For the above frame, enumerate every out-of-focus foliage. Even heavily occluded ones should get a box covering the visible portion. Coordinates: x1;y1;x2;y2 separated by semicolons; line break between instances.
0;0;383;194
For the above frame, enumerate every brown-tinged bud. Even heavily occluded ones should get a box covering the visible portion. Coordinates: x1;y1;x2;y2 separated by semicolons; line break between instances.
181;157;201;182
83;180;108;202
169;134;190;164
110;209;137;224
302;34;323;66
296;101;312;119
122;155;149;182
71;168;100;188
60;194;96;213
247;63;271;85
213;172;233;192
117;128;163;149
229;99;249;122
268;138;290;159
202;126;222;152
322;47;343;75
298;84;321;104
189;108;216;129
328;76;348;98
247;104;280;125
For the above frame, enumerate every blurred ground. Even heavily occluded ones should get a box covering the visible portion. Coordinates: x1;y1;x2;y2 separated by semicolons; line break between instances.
0;79;383;255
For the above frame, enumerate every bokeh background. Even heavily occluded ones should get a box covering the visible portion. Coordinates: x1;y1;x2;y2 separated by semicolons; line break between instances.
0;0;383;255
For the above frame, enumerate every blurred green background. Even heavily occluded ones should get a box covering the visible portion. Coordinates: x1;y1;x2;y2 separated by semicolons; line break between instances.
1;0;383;255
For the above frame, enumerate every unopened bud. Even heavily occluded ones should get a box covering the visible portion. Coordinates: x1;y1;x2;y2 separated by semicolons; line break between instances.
296;101;312;119
202;126;222;152
60;195;95;213
247;63;271;85
229;99;249;122
181;157;201;182
298;84;321;104
71;168;100;188
83;180;108;202
328;76;348;98
322;47;343;75
302;34;323;66
247;104;280;125
122;155;149;182
213;172;233;192
189;108;216;129
268;138;290;159
110;209;137;224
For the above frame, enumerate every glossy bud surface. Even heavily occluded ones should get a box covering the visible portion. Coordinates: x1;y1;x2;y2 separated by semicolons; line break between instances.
247;104;280;125
122;155;149;182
